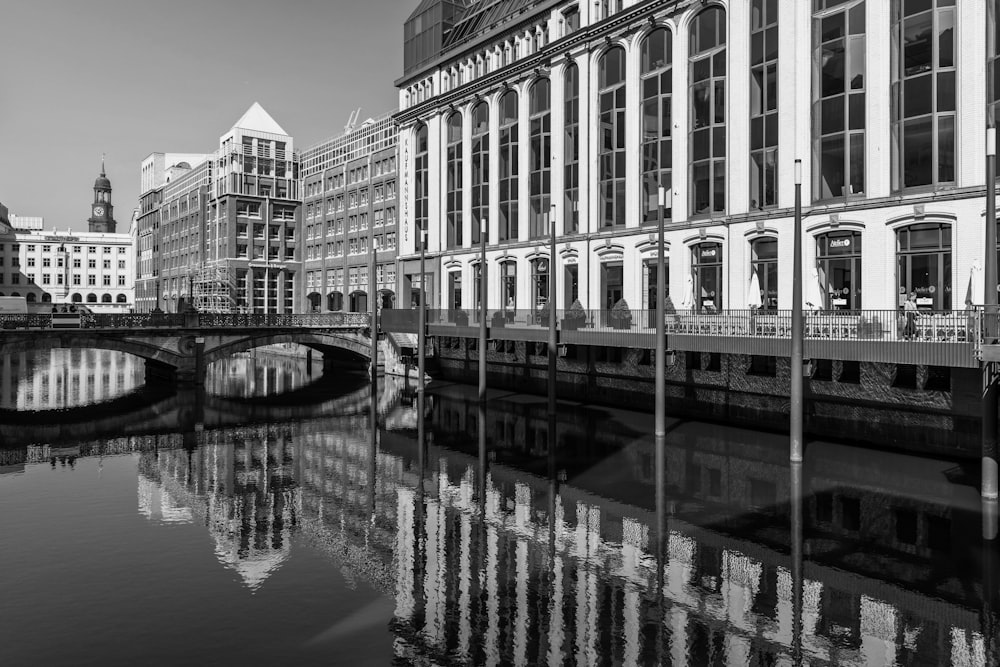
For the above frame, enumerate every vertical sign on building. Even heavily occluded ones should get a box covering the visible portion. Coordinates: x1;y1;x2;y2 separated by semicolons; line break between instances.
401;131;410;245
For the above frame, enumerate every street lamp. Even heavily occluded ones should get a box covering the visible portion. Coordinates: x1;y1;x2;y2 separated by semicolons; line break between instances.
790;158;804;463
478;216;488;404
655;185;668;438
417;227;427;394
369;235;378;383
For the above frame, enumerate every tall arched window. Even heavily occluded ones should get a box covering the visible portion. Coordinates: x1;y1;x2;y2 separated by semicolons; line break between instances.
690;6;727;216
529;78;551;239
414;123;428;252
446;113;463;248
817;230;862;310
498;90;519;241
640;27;672;223
750;237;778;310
599;46;626;227
692;242;723;311
750;0;778;209
814;0;866;200
564;62;580;233
891;0;955;190
471;102;489;245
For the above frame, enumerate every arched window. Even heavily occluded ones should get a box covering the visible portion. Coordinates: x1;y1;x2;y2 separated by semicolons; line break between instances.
41;293;52;303
814;0;866;200
87;293;98;303
817;230;862;310
529;78;551;239
446;112;463;249
692;242;723;311
896;223;951;310
531;257;549;317
598;46;627;227
498;90;519;241
750;0;778;208
26;293;36;303
891;0;955;190
71;293;82;303
414;123;428;252
328;291;343;311
471;101;489;245
640;27;673;223
500;260;517;313
564;62;580;233
690;7;727;215
116;294;127;303
102;294;112;303
750;237;778;310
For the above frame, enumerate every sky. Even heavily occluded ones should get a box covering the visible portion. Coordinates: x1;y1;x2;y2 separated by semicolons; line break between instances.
0;0;415;232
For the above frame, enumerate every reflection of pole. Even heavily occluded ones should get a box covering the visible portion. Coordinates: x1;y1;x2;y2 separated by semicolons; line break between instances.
479;217;488;403
986;127;998;500
655;186;667;437
368;380;378;518
477;400;487;517
985;497;999;667
655;432;666;665
791;461;803;666
418;228;427;393
791;159;804;463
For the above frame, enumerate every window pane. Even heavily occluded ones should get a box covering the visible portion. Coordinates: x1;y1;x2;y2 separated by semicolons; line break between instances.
937;115;955;183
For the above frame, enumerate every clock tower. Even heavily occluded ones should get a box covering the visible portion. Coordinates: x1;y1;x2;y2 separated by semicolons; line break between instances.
88;156;117;233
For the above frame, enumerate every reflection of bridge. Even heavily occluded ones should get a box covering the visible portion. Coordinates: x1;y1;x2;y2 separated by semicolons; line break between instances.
0;312;373;383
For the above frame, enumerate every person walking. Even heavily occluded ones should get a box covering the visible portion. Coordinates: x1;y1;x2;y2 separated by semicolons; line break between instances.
903;291;919;340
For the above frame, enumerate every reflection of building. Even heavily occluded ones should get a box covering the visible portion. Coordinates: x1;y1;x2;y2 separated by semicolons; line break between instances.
299;112;399;314
138;103;301;314
0;163;135;311
0;349;144;410
205;352;316;398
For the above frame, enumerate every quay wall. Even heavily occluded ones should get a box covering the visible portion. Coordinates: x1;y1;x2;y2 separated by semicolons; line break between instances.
431;338;983;458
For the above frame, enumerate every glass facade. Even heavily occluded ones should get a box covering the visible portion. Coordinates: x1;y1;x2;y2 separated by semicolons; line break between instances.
414;124;428;252
641;27;673;223
891;0;955;190
599;46;627;228
446;113;462;248
471;102;489;245
750;0;778;209
814;0;866;200
564;63;580;233
529;79;551;239
692;242;723;311
689;7;727;216
897;223;951;310
498;90;519;241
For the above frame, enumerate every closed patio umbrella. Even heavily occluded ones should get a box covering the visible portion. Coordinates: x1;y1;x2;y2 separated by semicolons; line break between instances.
966;259;984;307
747;269;763;309
805;268;825;311
680;275;695;311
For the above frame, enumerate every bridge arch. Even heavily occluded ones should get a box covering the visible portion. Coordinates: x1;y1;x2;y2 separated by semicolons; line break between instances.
202;331;372;368
0;332;185;370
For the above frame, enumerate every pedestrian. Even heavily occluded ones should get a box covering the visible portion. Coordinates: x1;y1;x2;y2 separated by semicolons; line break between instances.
903;291;919;340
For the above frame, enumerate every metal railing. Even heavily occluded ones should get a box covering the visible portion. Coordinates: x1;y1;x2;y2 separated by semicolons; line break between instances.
381;307;977;341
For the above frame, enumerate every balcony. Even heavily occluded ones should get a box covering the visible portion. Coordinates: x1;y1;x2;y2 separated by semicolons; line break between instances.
380;308;981;368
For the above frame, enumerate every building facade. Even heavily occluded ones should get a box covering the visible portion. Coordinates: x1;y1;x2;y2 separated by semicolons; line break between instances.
299;113;399;313
138;104;301;313
0;166;135;311
393;0;994;318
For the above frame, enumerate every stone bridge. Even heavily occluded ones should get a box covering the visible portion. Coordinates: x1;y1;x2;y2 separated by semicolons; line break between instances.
0;312;373;383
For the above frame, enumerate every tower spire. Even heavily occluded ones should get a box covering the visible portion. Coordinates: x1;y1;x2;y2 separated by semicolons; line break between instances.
101;152;106;176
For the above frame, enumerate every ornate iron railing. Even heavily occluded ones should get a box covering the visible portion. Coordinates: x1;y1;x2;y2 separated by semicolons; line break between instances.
0;311;371;330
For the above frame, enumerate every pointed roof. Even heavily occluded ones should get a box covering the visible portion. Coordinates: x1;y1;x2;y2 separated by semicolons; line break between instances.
231;102;287;136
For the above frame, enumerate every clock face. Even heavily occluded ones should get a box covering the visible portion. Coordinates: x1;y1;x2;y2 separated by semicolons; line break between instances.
93;206;104;217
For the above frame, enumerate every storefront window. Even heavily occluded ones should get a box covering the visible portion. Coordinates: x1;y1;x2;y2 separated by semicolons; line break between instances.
501;261;517;312
692;242;723;311
817;230;862;310
531;258;549;316
448;271;462;319
751;237;778;310
897;223;951;309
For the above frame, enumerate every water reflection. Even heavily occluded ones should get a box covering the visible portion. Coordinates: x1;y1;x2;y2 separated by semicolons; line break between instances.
0;372;996;665
0;348;144;410
206;346;321;398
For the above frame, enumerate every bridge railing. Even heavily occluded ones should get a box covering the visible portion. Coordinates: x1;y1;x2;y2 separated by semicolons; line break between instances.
195;312;370;328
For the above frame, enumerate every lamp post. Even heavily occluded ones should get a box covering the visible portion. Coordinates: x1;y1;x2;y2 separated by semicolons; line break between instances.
655;186;668;438
479;216;487;404
418;228;427;394
791;158;804;463
986;126;998;500
548;203;557;420
370;236;378;384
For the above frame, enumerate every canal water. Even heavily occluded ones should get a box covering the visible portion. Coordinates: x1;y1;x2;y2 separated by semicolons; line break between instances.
0;348;995;666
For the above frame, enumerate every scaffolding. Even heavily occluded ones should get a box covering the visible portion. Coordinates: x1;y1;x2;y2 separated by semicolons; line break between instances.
191;264;239;313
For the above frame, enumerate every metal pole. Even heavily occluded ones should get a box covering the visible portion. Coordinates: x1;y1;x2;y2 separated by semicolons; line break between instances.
655;186;667;437
986;127;998;500
479;217;488;403
791;159;804;463
369;154;378;383
418;228;427;394
548;204;557;422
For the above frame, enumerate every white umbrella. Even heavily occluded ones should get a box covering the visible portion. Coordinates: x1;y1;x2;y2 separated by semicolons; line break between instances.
680;275;695;311
805;268;824;311
747;269;763;309
966;259;984;307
